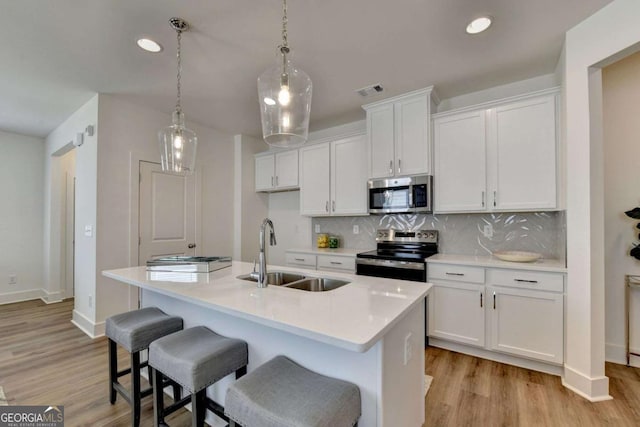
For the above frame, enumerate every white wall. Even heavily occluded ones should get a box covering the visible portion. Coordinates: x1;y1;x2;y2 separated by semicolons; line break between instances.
602;52;640;367
267;191;312;266
233;134;269;262
563;0;640;401
96;95;236;325
0;130;44;304
45;95;98;330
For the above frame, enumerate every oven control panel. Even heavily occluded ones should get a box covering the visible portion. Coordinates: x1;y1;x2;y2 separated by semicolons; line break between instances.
375;228;438;243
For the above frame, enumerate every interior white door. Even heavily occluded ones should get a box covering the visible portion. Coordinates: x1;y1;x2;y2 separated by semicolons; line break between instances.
65;173;75;298
139;161;197;264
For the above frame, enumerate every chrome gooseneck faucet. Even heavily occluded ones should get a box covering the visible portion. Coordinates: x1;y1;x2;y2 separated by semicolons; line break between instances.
253;218;277;288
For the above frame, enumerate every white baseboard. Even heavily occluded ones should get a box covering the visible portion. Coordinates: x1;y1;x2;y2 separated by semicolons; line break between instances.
0;288;44;305
605;342;640;368
71;309;105;339
561;365;612;402
40;289;64;304
428;338;564;376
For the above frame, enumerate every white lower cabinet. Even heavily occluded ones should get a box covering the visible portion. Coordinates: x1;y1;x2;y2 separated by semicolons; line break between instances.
428;263;565;366
285;251;356;273
488;285;564;364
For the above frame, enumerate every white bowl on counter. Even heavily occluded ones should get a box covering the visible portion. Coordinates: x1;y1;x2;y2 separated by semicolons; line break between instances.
492;251;542;263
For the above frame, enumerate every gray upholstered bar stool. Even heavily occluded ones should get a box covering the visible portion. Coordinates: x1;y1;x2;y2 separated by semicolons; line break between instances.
149;326;249;427
106;307;183;427
225;355;361;427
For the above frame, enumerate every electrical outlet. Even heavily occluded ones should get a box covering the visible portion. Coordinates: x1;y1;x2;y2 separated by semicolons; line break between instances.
8;274;17;285
404;333;413;365
314;224;321;233
353;225;359;234
483;224;493;238
88;295;93;308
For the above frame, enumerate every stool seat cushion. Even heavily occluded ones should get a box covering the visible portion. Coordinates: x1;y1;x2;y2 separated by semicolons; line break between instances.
105;307;183;353
225;355;361;427
149;326;248;394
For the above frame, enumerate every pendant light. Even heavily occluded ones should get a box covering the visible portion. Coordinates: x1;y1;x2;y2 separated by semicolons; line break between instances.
159;18;197;175
258;0;312;148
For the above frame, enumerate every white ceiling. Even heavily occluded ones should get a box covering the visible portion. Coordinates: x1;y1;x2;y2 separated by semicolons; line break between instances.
0;0;613;138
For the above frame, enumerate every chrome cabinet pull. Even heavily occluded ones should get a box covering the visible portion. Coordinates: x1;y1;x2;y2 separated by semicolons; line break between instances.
480;292;483;308
493;190;497;207
330;261;342;265
493;292;496;309
514;279;539;284
325;201;329;212
332;200;336;212
389;160;393;175
445;272;464;276
294;258;305;262
398;159;401;174
271;176;274;186
482;191;485;208
276;176;279;186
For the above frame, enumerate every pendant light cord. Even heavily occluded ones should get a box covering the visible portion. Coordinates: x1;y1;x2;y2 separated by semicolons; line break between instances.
176;29;182;114
280;0;289;54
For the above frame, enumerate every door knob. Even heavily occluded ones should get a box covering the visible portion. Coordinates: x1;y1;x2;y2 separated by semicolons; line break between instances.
188;243;196;249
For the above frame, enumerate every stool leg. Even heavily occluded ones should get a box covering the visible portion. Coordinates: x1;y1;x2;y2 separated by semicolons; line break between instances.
131;351;142;427
108;339;117;404
172;382;182;402
191;389;206;427
152;367;166;427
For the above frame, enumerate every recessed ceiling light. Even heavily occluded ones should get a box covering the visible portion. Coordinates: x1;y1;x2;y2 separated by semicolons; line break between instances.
137;38;163;53
466;16;492;34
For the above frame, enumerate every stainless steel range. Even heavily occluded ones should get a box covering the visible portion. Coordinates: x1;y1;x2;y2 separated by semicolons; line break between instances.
356;229;438;282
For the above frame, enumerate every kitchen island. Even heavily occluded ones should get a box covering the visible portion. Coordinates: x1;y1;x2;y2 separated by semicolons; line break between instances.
103;262;431;427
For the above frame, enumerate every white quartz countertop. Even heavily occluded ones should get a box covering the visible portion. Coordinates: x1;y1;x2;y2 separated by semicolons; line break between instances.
427;254;567;273
286;247;369;257
103;262;430;353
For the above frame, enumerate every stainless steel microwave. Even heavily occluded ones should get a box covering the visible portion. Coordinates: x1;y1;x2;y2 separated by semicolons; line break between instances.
368;175;433;214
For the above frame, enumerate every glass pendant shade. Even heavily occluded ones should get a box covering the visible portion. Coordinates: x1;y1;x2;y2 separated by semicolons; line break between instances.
159;110;197;174
258;50;312;148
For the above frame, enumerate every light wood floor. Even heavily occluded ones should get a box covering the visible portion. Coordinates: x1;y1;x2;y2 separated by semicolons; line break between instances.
2;299;640;426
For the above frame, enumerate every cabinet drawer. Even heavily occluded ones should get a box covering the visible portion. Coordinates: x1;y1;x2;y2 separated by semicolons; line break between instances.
285;253;317;268
317;255;355;272
428;263;485;284
487;269;564;292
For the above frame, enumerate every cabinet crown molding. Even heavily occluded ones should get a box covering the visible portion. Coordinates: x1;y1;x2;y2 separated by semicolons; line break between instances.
362;85;439;111
433;87;560;119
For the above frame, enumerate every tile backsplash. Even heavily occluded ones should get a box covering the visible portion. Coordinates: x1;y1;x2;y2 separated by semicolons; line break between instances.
312;211;566;261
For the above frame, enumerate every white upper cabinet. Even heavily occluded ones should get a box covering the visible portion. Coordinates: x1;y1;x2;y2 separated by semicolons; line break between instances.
434;110;487;212
364;87;436;179
433;90;559;213
300;134;368;216
255;149;299;192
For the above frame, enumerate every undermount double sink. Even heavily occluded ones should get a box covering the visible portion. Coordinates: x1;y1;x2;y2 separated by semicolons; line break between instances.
237;271;350;292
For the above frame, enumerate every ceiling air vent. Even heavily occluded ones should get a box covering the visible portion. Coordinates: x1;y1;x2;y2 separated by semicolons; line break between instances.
356;83;384;97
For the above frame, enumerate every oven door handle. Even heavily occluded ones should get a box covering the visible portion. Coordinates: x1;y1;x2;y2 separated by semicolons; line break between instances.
356;258;425;271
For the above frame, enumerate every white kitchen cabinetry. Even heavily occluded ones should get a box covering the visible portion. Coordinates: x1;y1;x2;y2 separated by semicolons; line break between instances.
299;134;368;216
427;261;565;367
255;150;299;192
285;250;356;273
428;264;486;347
433;90;558;213
363;87;437;179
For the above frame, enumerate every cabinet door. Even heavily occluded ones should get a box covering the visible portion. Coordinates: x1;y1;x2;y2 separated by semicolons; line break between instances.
488;286;563;364
428;281;485;347
433;111;487;212
274;150;299;189
255;154;275;191
367;104;395;179
331;134;368;215
491;95;557;210
300;144;331;216
395;95;429;176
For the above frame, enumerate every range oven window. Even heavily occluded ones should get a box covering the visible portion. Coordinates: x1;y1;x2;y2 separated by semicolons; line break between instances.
370;186;410;210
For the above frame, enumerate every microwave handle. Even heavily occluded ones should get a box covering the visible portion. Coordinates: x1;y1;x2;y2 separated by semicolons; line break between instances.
408;184;413;208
